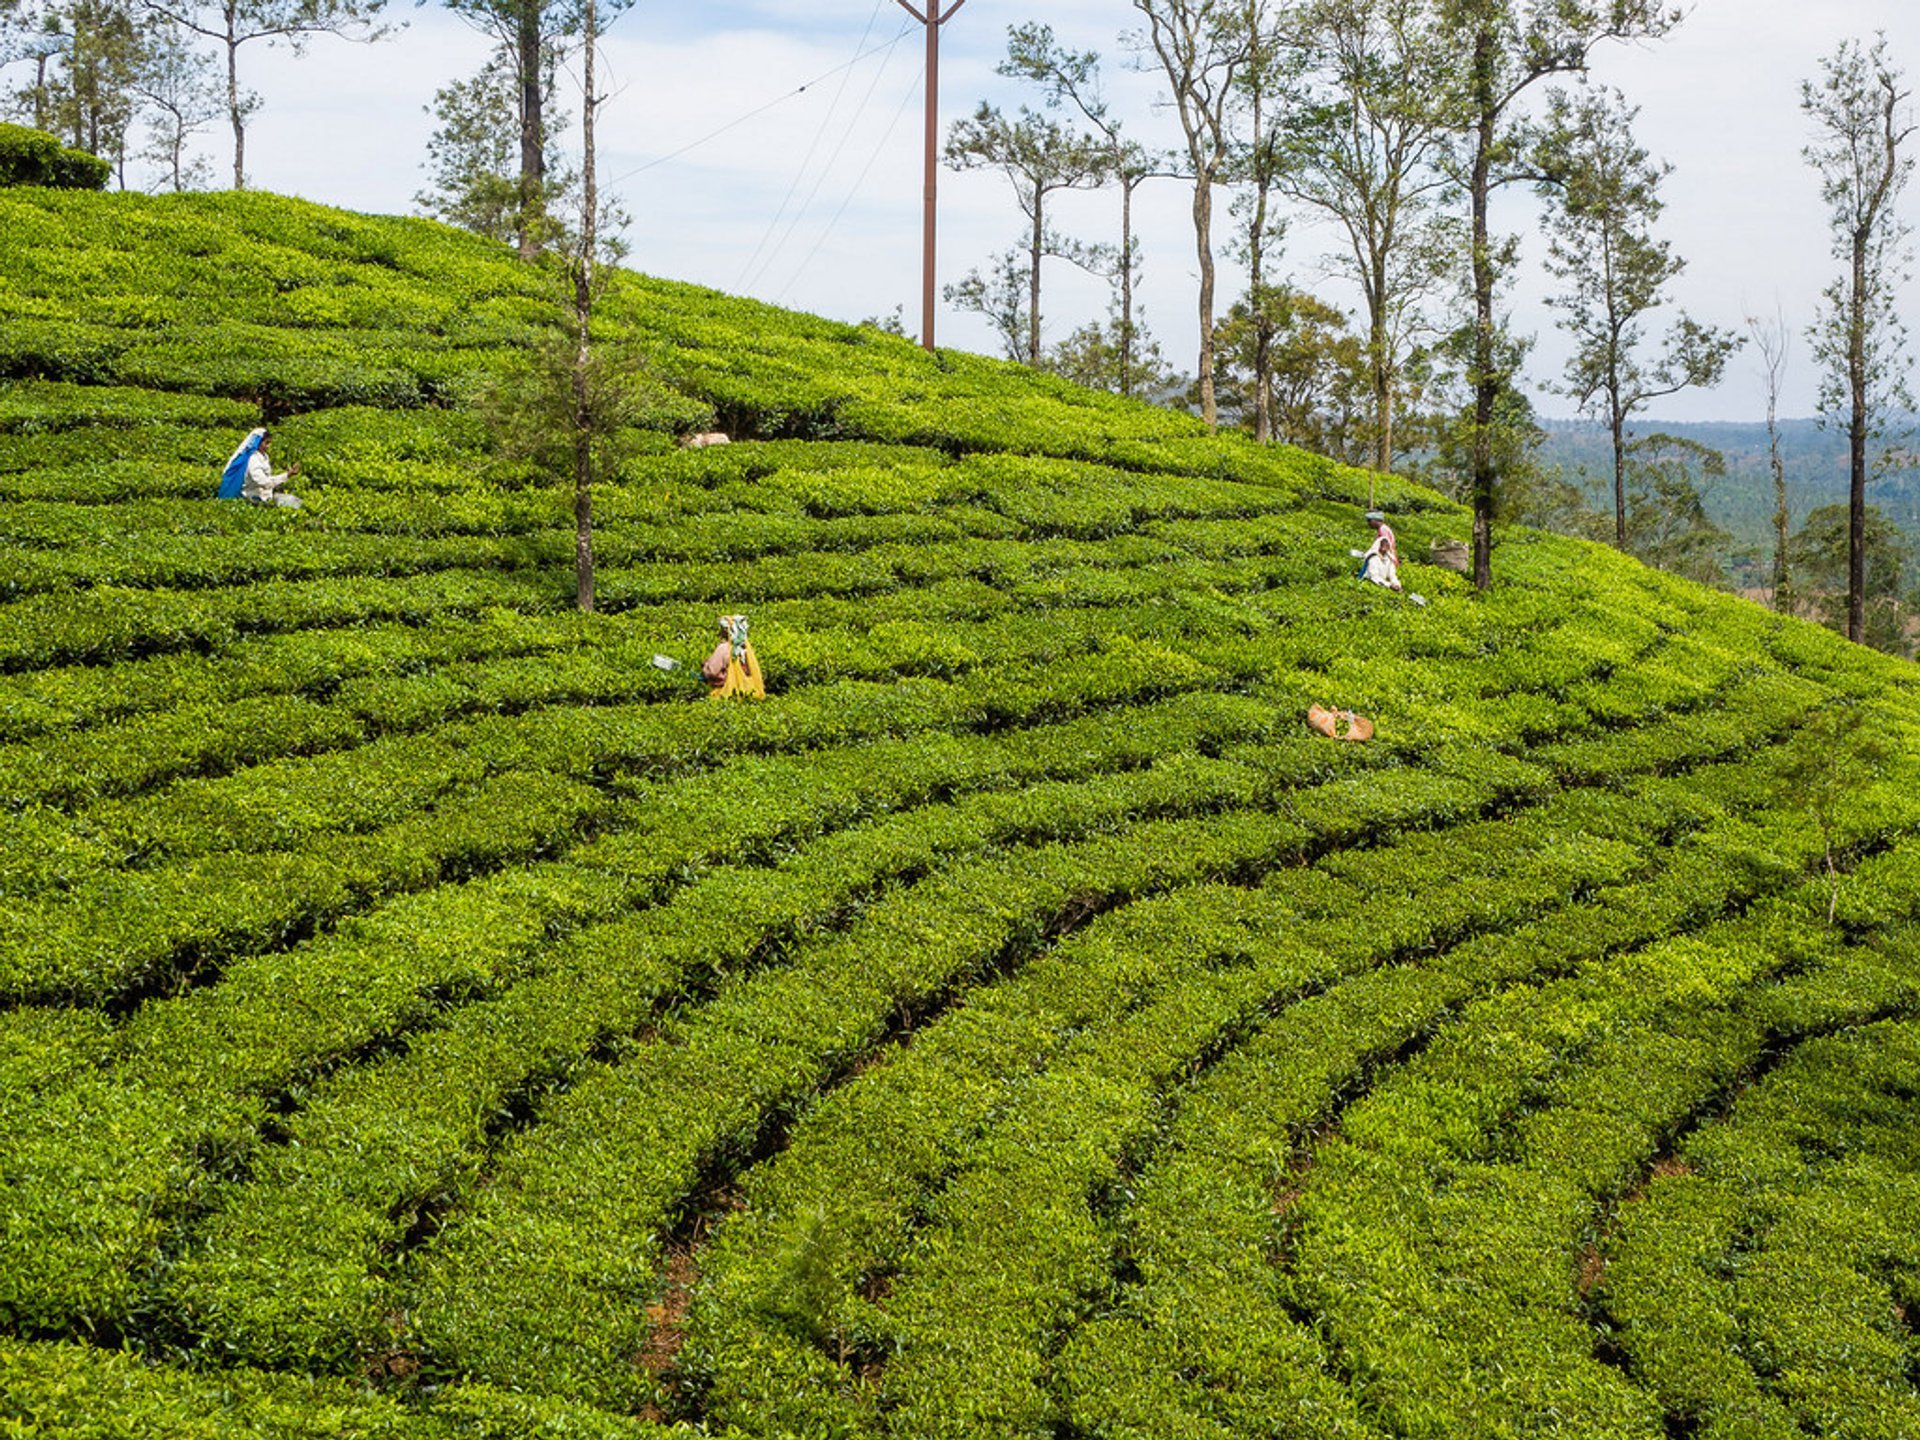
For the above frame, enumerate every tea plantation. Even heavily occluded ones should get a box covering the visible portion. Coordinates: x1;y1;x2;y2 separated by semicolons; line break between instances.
3;187;1919;1440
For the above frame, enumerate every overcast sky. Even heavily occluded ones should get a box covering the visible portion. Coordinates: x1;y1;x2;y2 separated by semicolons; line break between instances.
210;1;1920;423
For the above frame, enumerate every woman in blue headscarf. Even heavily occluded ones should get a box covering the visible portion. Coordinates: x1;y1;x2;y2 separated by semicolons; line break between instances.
218;428;301;508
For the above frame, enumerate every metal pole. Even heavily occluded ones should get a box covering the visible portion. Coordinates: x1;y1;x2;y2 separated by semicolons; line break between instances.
895;0;964;352
921;9;939;351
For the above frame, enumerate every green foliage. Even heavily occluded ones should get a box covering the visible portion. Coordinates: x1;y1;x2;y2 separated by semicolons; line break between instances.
0;120;110;188
1788;501;1913;655
3;186;1920;1440
1535;83;1738;549
1621;431;1734;585
1208;288;1364;451
415;40;574;247
474;281;704;486
1776;699;1896;923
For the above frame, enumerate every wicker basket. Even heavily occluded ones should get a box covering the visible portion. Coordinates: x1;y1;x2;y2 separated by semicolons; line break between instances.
1429;538;1469;573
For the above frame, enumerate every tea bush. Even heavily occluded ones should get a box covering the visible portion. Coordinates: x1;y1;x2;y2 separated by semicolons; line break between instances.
0;123;108;190
3;186;1917;1439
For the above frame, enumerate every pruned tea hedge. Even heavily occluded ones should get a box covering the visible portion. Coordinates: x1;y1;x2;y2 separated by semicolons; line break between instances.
3;187;1917;1439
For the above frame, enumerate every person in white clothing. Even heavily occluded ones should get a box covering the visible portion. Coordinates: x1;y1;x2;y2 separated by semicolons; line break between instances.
1364;510;1397;566
242;432;301;509
1358;510;1402;591
1360;544;1402;591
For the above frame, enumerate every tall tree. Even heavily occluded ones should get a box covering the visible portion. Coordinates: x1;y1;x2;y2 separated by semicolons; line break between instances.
439;0;600;259
131;18;217;188
1746;307;1793;613
1001;22;1174;398
1801;33;1916;645
7;0;151;173
141;0;390;188
3;1;68;132
477;0;652;611
945;100;1109;367
568;0;597;611
34;0;145;172
1535;83;1736;550
1225;0;1301;444
2;0;43;102
415;40;573;246
1438;0;1679;590
1131;0;1253;429
1283;0;1454;475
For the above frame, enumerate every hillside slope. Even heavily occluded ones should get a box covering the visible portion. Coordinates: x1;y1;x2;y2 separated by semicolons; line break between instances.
3;188;1920;1440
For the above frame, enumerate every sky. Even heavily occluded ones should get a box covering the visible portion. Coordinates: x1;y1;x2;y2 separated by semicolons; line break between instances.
142;1;1920;423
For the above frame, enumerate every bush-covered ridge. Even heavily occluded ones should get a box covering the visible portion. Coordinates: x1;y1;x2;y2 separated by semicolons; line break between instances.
0;124;109;191
1;188;1918;1440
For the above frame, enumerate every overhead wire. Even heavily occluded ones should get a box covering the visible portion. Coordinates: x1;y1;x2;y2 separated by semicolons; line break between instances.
772;62;923;306
605;23;914;189
744;13;910;295
735;0;890;291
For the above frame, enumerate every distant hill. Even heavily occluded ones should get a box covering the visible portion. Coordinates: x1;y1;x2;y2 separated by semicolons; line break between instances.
1537;416;1920;570
3;187;1920;1440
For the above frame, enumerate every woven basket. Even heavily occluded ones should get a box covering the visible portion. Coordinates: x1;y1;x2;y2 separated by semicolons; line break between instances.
1429;538;1470;573
1307;705;1375;742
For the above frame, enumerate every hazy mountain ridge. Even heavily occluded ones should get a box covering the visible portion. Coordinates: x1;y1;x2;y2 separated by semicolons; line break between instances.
1536;417;1920;564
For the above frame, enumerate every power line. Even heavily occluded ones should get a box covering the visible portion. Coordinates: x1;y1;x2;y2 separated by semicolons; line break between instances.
736;0;890;291
774;66;922;305
606;24;913;188
747;13;909;295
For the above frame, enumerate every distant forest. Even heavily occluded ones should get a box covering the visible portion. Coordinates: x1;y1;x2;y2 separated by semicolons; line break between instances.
1534;418;1920;590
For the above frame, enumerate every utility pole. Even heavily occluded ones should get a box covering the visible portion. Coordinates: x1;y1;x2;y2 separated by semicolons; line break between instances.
894;0;966;351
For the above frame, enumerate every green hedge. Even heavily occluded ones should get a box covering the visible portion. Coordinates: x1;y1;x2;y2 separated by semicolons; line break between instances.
7;185;1920;1440
0;124;108;191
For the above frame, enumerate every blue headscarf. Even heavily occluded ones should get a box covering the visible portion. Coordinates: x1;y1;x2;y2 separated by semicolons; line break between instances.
218;428;267;499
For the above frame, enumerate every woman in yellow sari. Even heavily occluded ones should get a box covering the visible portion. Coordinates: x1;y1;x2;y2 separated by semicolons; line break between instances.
701;614;765;699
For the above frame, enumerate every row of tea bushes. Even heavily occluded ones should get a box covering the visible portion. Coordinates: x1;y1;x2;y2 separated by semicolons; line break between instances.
0;1339;689;1440
685;781;1672;1438
1599;1002;1920;1440
171;753;1276;1373
0;695;1287;1334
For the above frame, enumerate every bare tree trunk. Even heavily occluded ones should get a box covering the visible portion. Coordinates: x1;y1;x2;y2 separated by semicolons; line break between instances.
1193;173;1217;429
225;7;244;190
1249;83;1273;445
1133;0;1240;432
1768;376;1789;610
1468;23;1496;592
1119;173;1136;397
572;0;597;613
1743;310;1794;610
1027;192;1044;366
518;0;546;260
1847;234;1869;643
1368;248;1392;474
1609;353;1629;550
33;53;51;131
1252;319;1273;442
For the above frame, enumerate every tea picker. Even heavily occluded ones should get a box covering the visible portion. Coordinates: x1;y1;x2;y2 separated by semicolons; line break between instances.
703;614;766;699
1351;509;1426;605
646;615;765;700
217;428;302;509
